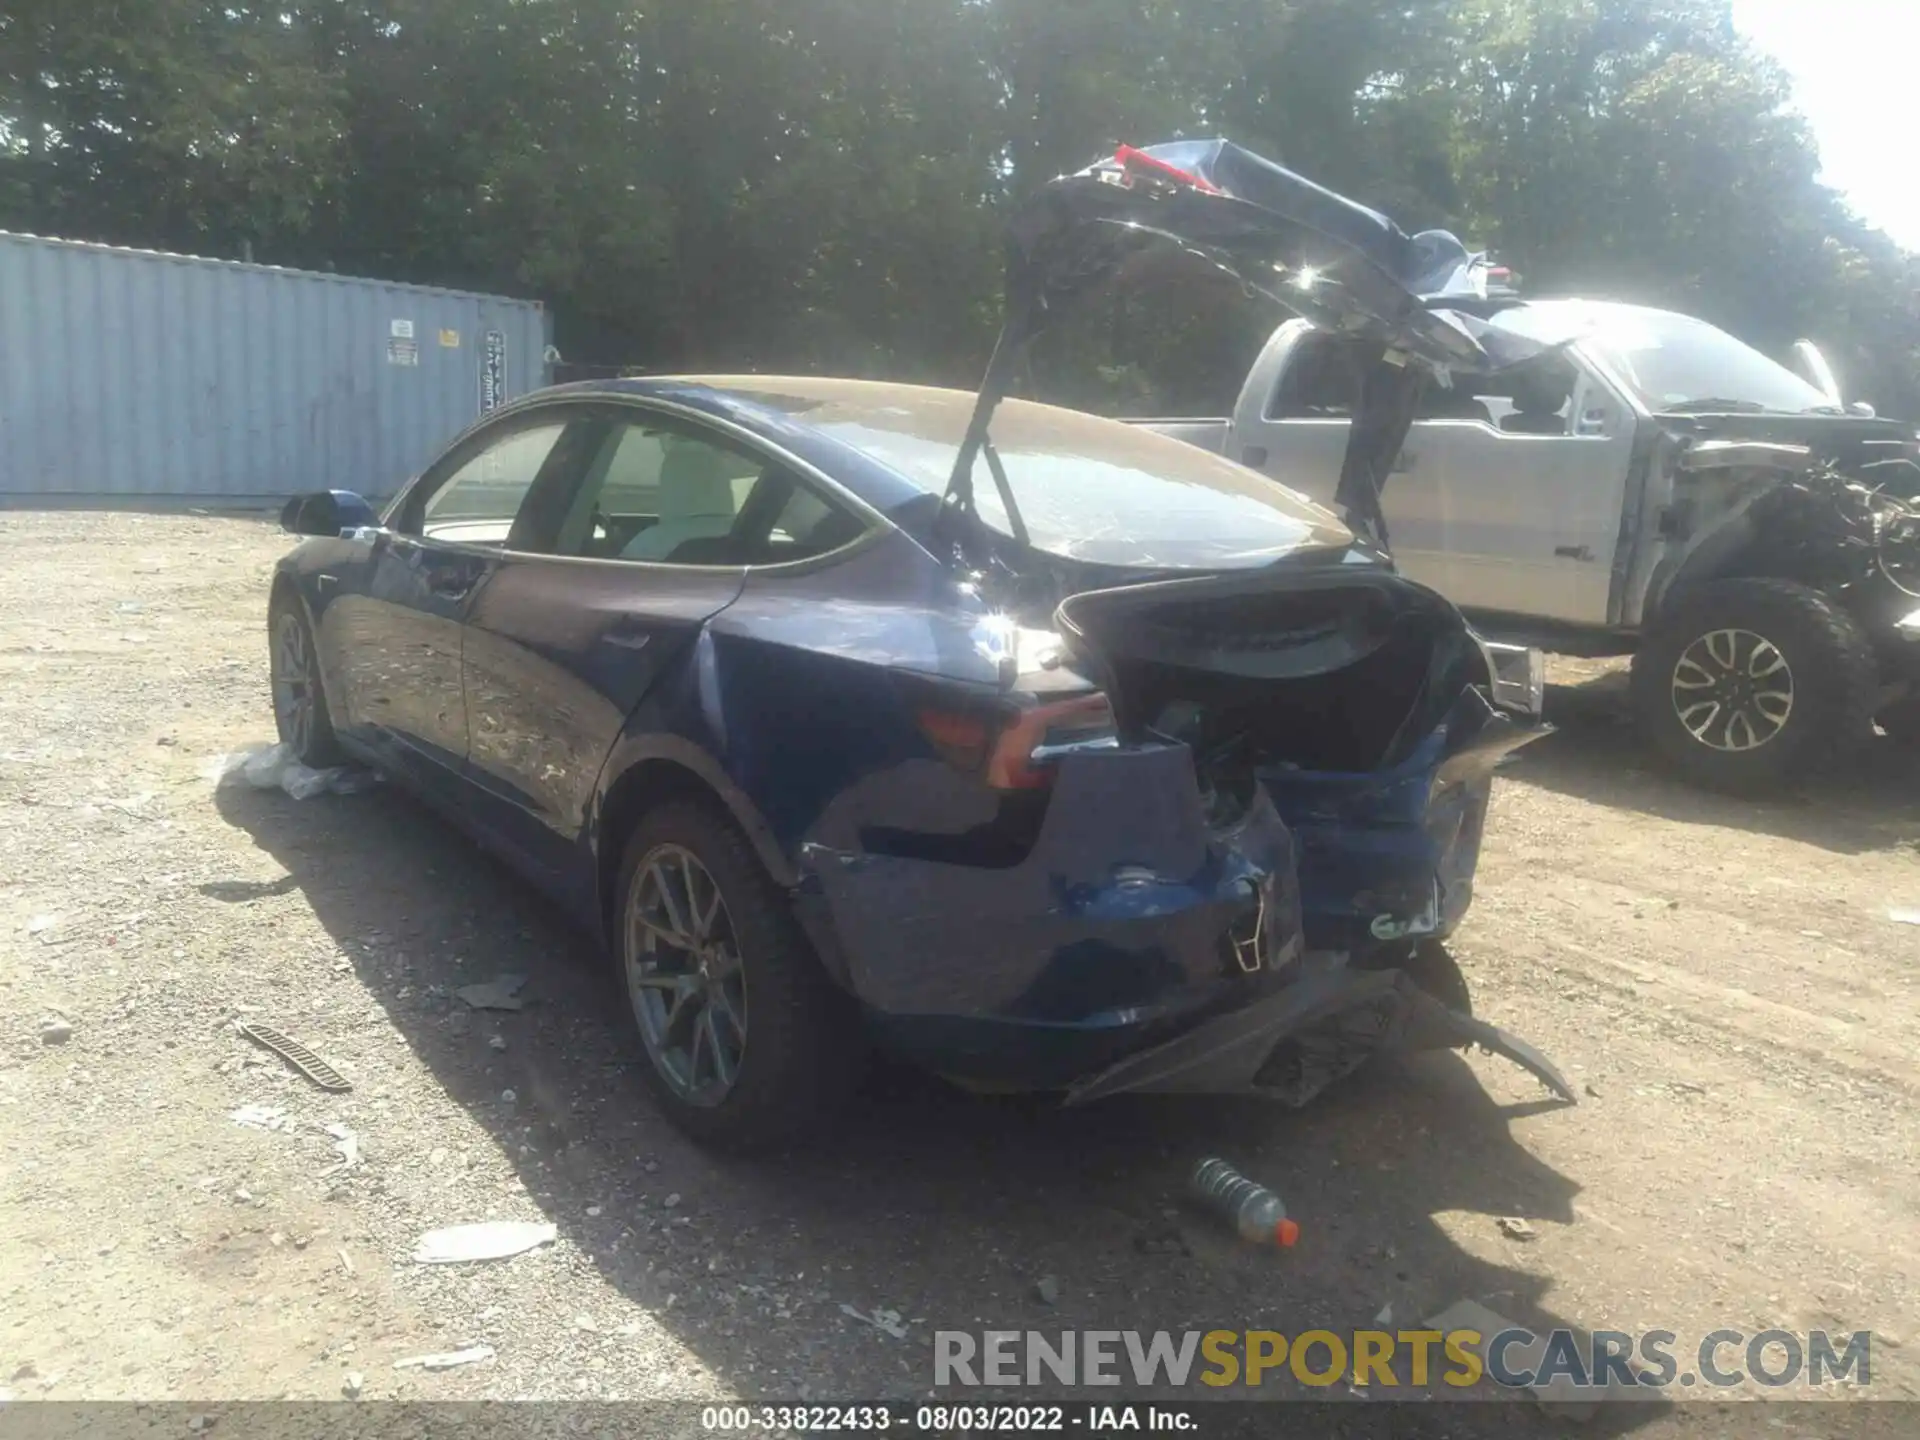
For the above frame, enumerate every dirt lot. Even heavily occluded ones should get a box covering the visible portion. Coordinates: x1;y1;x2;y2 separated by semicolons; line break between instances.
3;510;1918;1427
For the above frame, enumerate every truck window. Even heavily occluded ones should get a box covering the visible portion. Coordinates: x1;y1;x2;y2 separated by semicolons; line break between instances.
1266;334;1365;419
1413;356;1580;435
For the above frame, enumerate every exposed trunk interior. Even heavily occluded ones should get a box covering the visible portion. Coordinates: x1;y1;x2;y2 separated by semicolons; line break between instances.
1057;573;1478;818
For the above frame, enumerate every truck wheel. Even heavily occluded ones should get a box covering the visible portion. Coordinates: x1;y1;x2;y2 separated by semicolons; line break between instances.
614;801;866;1150
1630;578;1875;794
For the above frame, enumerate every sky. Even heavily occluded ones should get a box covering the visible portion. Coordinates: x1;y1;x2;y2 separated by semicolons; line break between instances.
1732;0;1920;249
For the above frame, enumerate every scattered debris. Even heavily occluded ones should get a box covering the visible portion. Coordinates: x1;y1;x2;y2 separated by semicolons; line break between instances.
499;1089;517;1105
1373;1303;1394;1326
393;1345;495;1371
206;744;376;800
487;1034;507;1051
1133;1222;1191;1257
337;1248;355;1276
1190;1157;1299;1247
1496;1216;1537;1242
411;1220;558;1265
1889;908;1920;926
235;1021;352;1093
323;1123;360;1173
342;1372;364;1399
38;1018;73;1046
838;1304;911;1340
456;975;529;1012
26;914;60;936
1033;1275;1060;1306
1583;1083;1601;1099
664;1193;682;1210
186;1416;214;1434
229;1104;291;1132
573;1315;599;1333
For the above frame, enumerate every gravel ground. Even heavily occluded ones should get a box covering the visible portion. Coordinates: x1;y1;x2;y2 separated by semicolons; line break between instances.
3;511;1918;1430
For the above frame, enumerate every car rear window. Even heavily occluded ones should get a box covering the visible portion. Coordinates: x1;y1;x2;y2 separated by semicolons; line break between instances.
693;378;1354;570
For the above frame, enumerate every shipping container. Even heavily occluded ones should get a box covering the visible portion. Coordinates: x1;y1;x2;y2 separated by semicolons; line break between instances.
0;231;551;506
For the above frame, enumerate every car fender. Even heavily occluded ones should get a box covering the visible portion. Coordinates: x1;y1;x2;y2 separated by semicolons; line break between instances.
588;729;799;894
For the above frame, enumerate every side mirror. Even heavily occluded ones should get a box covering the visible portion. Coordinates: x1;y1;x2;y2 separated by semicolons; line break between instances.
280;489;377;537
1846;401;1878;419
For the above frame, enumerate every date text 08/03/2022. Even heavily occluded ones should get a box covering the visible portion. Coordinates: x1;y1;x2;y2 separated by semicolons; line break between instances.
700;1405;1193;1432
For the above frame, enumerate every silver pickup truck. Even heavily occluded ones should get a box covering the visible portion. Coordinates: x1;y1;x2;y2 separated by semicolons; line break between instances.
1141;301;1920;793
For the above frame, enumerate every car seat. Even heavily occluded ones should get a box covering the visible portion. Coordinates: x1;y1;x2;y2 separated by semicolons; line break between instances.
621;440;748;561
1500;367;1572;436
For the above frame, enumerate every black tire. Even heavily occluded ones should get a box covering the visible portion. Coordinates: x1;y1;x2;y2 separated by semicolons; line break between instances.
1629;578;1875;794
267;596;345;767
613;801;865;1150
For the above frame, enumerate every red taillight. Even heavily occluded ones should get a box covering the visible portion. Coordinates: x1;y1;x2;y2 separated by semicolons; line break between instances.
918;693;1118;791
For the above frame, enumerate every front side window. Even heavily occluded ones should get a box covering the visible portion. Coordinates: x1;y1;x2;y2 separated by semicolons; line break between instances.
415;422;569;546
551;415;868;566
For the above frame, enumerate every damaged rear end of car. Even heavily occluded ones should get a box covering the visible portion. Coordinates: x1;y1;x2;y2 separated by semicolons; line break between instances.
793;138;1578;1110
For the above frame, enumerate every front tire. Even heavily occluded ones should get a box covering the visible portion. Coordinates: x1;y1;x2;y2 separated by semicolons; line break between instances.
268;598;344;767
614;802;864;1149
1629;578;1874;794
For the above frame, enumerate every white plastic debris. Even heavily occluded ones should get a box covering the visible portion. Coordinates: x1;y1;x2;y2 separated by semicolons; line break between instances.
25;914;60;936
456;975;528;1012
205;744;374;801
411;1221;557;1265
230;1104;291;1132
392;1345;495;1371
838;1304;911;1340
1889;908;1920;925
324;1122;360;1173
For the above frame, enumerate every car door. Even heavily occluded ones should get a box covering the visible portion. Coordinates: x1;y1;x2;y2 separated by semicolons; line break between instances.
457;404;849;892
330;413;574;796
1409;355;1636;625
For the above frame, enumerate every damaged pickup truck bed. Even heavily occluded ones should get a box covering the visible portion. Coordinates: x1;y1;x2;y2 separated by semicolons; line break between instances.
265;139;1575;1147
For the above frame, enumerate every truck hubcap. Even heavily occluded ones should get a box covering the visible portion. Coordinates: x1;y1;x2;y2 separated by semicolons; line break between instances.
624;844;747;1106
1670;628;1794;752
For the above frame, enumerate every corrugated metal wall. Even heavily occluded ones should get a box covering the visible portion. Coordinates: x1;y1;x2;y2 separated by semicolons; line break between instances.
0;232;551;505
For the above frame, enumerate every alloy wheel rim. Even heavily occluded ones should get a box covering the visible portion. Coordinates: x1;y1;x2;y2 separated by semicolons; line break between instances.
1670;627;1794;753
271;612;315;757
624;844;747;1106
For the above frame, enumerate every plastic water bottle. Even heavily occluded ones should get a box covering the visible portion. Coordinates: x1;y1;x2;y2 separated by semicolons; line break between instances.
1190;1157;1300;1248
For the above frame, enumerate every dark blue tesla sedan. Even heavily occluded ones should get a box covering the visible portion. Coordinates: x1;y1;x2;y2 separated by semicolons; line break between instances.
266;140;1573;1147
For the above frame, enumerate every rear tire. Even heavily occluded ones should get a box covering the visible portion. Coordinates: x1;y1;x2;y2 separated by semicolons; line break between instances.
1629;579;1874;794
614;801;865;1150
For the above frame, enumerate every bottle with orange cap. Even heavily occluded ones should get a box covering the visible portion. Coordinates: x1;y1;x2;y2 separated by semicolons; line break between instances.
1190;1157;1299;1248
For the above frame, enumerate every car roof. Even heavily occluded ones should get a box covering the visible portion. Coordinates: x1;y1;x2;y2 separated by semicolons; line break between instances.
526;374;1334;526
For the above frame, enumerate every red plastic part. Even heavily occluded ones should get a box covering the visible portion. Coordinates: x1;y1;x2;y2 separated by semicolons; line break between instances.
1114;145;1221;194
1274;1218;1301;1248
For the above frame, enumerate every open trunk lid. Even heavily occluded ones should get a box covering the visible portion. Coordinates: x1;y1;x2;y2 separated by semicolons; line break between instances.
949;139;1572;551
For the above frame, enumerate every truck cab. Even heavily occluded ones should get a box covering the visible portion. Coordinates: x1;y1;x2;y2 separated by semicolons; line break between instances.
1144;300;1920;793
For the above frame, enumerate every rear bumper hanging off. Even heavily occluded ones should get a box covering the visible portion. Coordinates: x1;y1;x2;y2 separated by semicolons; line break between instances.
1062;954;1575;1109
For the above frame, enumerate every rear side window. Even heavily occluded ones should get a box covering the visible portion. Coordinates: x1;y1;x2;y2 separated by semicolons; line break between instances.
550;414;869;566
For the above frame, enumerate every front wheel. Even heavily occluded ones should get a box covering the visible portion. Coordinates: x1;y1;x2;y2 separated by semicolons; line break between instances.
614;801;865;1149
268;598;344;767
1629;578;1875;794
